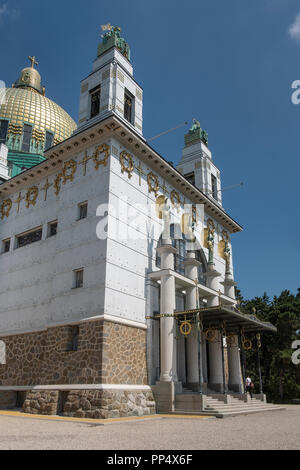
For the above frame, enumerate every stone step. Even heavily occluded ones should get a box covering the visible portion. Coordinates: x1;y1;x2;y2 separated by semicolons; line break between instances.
205;406;280;413
173;406;286;418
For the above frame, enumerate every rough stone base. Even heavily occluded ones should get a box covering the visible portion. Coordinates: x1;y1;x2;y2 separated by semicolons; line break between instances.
63;390;156;419
18;389;156;419
23;391;60;415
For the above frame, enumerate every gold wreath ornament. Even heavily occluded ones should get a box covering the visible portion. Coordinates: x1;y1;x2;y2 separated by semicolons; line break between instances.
243;338;252;351
1;199;12;219
26;187;39;208
63;159;77;184
93;144;110;170
180;320;192;337
205;328;217;342
147;172;159;197
120;151;134;179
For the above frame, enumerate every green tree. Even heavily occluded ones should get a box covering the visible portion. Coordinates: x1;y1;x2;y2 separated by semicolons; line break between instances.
240;289;300;402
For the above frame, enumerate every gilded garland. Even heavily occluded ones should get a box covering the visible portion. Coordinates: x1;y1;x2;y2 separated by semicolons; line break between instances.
62;160;77;184
1;199;12;220
25;187;39;208
93;144;110;170
120;151;134;179
147;172;159;197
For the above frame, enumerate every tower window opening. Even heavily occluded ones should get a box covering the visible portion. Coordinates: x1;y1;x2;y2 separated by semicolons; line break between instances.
211;174;218;200
124;89;134;124
90;86;101;119
0;120;8;144
21;124;32;153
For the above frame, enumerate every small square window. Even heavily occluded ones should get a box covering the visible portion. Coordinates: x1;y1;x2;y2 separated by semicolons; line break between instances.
74;269;84;289
2;239;10;254
48;221;58;237
78;202;88;220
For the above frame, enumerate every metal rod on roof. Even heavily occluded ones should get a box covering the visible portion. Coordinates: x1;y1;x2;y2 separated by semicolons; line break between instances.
147;121;188;142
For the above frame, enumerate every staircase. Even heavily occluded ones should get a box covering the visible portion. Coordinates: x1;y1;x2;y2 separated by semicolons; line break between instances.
175;393;286;418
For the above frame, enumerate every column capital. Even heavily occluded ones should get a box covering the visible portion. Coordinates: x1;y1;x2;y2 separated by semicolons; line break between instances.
156;244;178;255
204;268;221;279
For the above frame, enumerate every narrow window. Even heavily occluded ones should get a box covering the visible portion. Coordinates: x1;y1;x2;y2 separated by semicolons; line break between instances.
78;202;88;220
66;326;79;352
74;269;84;289
90;86;101;118
48;221;58;237
124;89;134;124
45;131;54;150
211;175;218;200
17;227;42;249
0;120;8;144
2;239;10;254
21;124;32;153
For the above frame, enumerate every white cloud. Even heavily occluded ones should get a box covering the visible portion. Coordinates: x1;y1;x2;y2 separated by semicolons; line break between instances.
288;12;300;43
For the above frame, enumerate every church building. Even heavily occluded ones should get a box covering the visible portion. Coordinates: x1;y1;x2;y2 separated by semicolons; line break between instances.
0;26;280;418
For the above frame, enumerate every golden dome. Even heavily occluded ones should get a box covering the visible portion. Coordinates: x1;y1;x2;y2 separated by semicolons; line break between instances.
1;87;77;145
0;57;77;153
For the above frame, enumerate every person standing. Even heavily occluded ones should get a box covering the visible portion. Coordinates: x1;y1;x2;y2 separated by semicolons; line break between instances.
246;376;253;399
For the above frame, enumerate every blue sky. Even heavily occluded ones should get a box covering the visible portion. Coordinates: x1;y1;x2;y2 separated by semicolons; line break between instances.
1;0;300;300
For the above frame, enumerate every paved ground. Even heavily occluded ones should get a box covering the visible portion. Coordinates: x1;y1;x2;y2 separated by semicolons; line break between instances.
0;406;299;450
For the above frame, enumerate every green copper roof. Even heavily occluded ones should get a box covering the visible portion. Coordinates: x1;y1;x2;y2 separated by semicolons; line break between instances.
184;119;208;147
8;151;45;178
98;26;131;61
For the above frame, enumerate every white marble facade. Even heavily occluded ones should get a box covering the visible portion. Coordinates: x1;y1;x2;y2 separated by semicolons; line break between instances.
0;38;242;391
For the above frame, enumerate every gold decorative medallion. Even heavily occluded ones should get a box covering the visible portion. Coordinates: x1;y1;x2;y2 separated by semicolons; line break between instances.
242;338;252;351
120;151;134;179
205;328;217;342
93;144;110;170
1;199;12;219
25;187;39;208
170;190;181;211
147;172;159;197
62;159;77;184
180;319;193;337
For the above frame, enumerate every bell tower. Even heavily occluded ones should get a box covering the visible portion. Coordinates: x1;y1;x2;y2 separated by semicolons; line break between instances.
176;120;223;206
77;25;144;138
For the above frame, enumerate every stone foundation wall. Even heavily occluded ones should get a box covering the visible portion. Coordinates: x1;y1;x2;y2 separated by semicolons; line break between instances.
23;391;60;415
63;389;156;419
0;320;147;386
8;388;156;419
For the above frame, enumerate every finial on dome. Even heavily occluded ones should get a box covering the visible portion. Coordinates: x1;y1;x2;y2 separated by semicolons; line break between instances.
28;56;38;69
13;57;44;94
